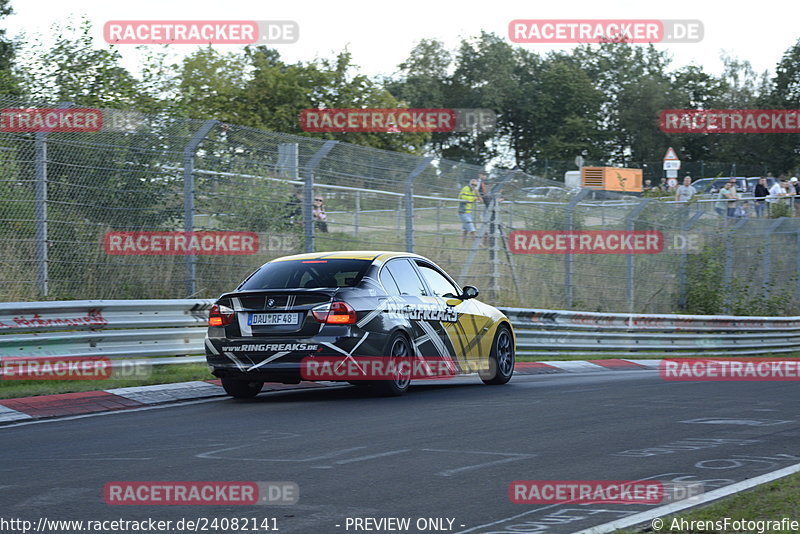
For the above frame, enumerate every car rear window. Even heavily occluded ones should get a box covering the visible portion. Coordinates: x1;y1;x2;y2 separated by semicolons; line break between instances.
239;259;371;290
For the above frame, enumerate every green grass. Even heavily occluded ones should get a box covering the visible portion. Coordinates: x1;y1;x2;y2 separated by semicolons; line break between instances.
0;363;213;400
617;471;800;533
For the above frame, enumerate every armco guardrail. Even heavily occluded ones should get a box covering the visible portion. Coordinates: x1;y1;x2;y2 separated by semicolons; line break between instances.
0;300;214;363
502;307;800;357
1;300;799;364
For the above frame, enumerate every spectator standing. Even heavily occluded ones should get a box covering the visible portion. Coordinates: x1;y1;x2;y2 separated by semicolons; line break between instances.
458;179;479;244
752;177;769;218
313;196;328;233
720;180;740;218
675;175;697;202
789;177;799;214
767;179;786;216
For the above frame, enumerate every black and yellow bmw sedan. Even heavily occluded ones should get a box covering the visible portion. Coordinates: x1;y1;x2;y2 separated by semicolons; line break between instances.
205;251;515;398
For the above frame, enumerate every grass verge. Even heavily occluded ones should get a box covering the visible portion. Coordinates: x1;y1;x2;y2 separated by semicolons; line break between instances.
0;363;213;400
618;471;800;533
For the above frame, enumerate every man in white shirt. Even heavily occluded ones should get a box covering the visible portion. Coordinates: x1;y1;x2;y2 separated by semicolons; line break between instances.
767;179;786;216
674;175;697;202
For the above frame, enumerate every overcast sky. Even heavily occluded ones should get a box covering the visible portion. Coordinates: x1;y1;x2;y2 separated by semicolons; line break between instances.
4;0;797;80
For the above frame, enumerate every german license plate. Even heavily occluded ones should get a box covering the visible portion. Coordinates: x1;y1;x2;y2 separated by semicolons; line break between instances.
248;313;300;326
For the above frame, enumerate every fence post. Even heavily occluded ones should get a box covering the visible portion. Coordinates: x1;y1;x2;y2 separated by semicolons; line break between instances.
303;140;337;253
763;218;784;300
459;170;517;285
796;228;800;299
405;157;433;253
354;191;360;238
564;188;590;308
34;131;48;298
625;199;652;312
33;101;73;298
678;211;704;309
182;119;218;297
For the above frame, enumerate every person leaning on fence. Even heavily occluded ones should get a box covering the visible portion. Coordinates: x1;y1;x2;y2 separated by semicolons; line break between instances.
753;177;769;218
716;180;740;218
788;177;799;214
767;179;786;216
458;179;479;244
792;177;800;216
674;175;696;202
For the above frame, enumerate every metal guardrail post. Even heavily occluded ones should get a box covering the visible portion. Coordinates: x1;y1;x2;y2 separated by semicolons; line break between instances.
34;101;73;298
183;120;218;297
625;199;652;312
303;141;337;253
678;210;704;309
405;157;433;253
564;189;590;308
763;218;784;300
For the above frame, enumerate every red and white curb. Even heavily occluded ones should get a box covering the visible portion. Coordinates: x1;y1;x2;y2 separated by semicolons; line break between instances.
0;359;659;423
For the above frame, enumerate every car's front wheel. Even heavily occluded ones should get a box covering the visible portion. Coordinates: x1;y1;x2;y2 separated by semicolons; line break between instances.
481;325;514;385
371;333;413;397
221;378;264;399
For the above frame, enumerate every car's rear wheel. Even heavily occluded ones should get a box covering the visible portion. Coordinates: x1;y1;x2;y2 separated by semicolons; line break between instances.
371;333;412;397
221;378;264;399
481;325;514;385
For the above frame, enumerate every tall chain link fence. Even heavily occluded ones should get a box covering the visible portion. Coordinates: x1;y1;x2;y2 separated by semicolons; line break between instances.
2;96;799;315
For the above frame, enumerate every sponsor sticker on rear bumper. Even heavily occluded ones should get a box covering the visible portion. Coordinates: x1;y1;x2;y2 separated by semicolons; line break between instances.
220;343;318;352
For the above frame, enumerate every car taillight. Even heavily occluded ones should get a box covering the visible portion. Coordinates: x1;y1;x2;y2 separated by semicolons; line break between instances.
312;302;357;324
208;304;234;327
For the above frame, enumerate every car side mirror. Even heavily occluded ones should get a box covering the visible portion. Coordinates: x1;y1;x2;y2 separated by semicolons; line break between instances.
461;285;479;300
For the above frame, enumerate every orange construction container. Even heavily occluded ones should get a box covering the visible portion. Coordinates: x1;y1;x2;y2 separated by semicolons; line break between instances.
580;167;643;193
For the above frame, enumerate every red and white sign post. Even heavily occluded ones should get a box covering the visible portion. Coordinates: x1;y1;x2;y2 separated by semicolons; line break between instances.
663;147;681;188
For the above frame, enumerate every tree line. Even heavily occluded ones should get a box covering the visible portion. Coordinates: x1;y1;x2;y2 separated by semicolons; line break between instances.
1;3;799;175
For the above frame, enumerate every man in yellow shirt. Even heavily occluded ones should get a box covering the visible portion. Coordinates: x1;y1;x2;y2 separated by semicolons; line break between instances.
458;179;479;244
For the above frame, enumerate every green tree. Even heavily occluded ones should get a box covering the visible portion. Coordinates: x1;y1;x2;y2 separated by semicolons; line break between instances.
23;17;145;108
0;0;21;95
